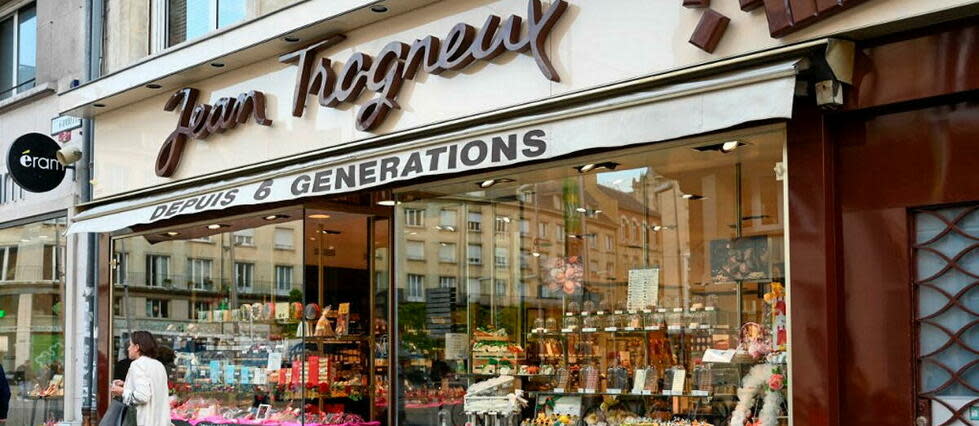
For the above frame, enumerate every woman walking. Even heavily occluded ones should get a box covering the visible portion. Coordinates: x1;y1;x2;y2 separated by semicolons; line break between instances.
109;331;171;426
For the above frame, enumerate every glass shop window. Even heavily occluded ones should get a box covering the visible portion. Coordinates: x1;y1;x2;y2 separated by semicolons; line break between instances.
167;0;246;46
393;128;788;425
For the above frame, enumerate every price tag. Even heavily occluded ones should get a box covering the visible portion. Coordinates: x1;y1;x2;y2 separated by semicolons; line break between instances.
596;311;605;315
581;312;591;316
700;324;711;329
614;310;624;315
673;308;684;313
554;388;565;393
561;328;574;333
624;327;637;331
642;309;652;314
657;308;667;313
688;323;699;329
566;312;574;317
691;390;710;396
689;307;699;312
628;310;638;314
661;390;673;396
668;325;682;331
644;326;660;331
583;389;596;394
582;327;598;333
705;307;716;312
604;327;618;332
607;389;622;394
641;390;653;395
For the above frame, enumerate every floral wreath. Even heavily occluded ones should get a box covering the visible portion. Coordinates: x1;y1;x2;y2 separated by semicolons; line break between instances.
729;364;786;426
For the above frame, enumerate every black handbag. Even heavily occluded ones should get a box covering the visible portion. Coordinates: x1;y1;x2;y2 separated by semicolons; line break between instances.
99;398;131;426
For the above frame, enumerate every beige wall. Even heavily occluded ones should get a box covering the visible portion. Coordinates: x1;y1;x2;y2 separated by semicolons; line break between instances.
92;0;977;198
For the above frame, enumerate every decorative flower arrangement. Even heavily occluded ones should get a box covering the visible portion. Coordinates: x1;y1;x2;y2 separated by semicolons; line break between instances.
729;364;786;426
763;282;787;351
543;255;584;295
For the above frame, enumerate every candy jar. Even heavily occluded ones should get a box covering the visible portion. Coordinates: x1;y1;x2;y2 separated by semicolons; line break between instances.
533;316;546;333
545;317;558;332
562;314;579;331
567;301;580;316
582;300;596;315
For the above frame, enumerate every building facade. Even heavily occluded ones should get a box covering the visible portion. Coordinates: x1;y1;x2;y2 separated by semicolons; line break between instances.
0;0;92;425
60;0;979;425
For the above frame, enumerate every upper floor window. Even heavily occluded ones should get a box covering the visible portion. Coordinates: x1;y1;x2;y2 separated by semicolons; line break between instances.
233;229;254;246
167;0;246;46
405;208;424;227
0;3;36;100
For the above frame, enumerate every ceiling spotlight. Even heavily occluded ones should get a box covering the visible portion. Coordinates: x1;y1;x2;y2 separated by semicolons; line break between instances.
575;162;619;173
145;83;162;89
721;141;741;153
93;103;106;108
575;207;587;213
320;230;341;235
210;62;225;68
693;141;746;153
165;231;180;236
264;214;289;221
377;200;401;206
370;5;389;13
308;214;331;219
652;225;663;231
681;194;706;200
477;178;515;188
206;224;229;230
283;36;301;43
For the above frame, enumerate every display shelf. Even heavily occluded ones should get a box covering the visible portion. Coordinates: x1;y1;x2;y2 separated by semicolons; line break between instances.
529;390;733;398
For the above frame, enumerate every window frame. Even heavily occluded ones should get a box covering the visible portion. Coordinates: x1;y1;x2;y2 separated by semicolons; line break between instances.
234;261;254;291
274;264;293;293
145;254;170;287
145;298;169;318
406;274;424;302
0;2;37;100
187;257;214;290
162;0;248;48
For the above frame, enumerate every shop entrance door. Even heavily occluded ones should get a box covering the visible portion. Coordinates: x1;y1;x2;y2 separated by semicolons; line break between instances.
911;204;979;426
303;205;393;425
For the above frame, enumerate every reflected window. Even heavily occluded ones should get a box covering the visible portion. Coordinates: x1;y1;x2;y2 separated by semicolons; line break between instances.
467;244;482;265
233;229;254;246
187;258;213;290
112;252;129;284
145;255;169;287
406;241;425;260
274;265;292;292
274;228;294;250
405;208;424;227
234;262;253;291
495;247;508;267
145;299;168;318
406;274;424;302
467;211;482;232
438;243;456;263
495;216;510;233
439;276;456;289
0;246;17;281
439;209;457;229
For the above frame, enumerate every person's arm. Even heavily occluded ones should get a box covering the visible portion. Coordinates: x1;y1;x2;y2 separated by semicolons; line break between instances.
122;361;152;406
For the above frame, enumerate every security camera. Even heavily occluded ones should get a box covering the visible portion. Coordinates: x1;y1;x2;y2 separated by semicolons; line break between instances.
56;143;83;166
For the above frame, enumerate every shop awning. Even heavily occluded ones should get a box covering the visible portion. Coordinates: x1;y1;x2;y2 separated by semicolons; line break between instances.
67;59;802;234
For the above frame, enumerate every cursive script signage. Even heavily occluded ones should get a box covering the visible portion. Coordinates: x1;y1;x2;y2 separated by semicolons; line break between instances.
156;88;272;177
284;0;567;132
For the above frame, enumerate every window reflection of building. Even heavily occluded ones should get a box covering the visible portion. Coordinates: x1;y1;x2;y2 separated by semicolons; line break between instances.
0;218;66;424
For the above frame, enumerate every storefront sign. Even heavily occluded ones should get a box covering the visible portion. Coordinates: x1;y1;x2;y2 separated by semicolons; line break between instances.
285;0;568;132
157;88;272;177
50;115;82;135
148;128;547;221
6;132;67;193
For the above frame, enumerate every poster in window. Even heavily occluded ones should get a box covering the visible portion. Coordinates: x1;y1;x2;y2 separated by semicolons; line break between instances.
709;236;770;283
542;255;583;295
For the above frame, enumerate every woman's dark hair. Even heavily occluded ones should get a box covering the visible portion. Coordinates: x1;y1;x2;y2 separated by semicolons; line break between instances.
130;331;160;359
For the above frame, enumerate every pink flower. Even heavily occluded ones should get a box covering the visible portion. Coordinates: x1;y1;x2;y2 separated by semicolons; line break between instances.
768;373;784;391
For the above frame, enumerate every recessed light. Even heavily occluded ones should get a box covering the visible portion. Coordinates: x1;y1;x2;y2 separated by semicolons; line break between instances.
145;83;162;89
308;214;331;219
164;231;180;236
370;5;388;13
477;178;515;188
575;207;587;213
206;224;229;230
532;252;541;257
93;103;106;108
210;62;225;68
377;200;401;206
681;194;706;200
575;162;619;173
283;36;301;43
693;141;746;153
264;214;289;221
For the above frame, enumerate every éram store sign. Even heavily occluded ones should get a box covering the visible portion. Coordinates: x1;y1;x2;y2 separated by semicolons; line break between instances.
156;0;568;177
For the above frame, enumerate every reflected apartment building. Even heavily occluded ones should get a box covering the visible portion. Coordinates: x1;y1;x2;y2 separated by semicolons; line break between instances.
110;224;305;356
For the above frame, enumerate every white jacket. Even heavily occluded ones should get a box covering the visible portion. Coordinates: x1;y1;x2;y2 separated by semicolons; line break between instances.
122;356;171;426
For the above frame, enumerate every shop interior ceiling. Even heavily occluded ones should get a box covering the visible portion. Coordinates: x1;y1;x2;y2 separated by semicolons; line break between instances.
397;127;785;202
